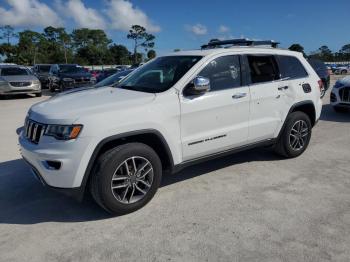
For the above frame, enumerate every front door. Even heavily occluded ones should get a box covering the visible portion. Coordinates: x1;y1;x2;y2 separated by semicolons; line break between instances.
180;55;250;161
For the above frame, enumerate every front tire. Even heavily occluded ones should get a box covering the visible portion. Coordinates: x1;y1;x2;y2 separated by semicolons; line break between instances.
35;92;42;97
90;143;162;215
274;111;312;158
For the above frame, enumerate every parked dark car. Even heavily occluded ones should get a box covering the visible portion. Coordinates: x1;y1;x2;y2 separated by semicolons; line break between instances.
48;64;96;92
94;69;134;87
96;68;120;82
33;64;52;88
308;58;330;98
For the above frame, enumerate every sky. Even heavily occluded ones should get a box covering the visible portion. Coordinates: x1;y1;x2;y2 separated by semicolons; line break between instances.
0;0;349;55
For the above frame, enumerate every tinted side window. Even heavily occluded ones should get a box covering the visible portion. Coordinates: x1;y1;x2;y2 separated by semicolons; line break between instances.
199;55;241;91
247;55;280;84
278;55;308;79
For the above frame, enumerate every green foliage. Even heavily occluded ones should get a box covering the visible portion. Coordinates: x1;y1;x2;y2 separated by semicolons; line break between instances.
309;45;334;61
147;49;156;60
127;25;155;64
288;44;306;56
109;44;132;65
0;26;147;66
0;25;18;44
72;28;112;65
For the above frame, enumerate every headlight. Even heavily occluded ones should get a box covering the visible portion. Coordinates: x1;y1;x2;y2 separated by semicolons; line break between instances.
62;78;74;82
33;80;40;84
45;124;83;140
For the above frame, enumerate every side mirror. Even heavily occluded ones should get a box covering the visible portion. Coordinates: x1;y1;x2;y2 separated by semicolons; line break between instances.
185;76;210;95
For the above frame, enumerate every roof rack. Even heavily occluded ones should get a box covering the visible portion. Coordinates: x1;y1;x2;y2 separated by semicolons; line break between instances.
201;38;280;49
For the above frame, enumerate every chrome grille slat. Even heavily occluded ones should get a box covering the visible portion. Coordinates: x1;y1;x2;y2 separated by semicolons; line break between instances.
24;119;46;144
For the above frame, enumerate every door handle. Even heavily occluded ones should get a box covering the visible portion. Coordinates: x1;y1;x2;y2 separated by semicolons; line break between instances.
278;86;289;91
232;93;247;99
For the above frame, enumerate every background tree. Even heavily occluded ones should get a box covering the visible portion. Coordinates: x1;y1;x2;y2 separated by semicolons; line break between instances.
127;25;155;64
339;44;350;61
147;49;156;60
0;43;17;63
309;45;334;61
109;44;131;65
17;30;45;64
72;28;111;65
288;44;305;56
0;25;18;44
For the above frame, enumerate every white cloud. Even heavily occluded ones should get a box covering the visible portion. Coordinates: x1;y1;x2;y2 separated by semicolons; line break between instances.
56;0;106;29
218;25;230;33
186;23;207;36
106;0;161;33
0;0;61;27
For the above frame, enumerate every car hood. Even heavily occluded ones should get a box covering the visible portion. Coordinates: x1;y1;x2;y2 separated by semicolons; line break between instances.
0;75;37;82
29;87;156;124
337;76;350;86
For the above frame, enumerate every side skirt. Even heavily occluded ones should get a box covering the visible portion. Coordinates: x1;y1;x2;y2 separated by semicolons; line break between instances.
172;139;276;174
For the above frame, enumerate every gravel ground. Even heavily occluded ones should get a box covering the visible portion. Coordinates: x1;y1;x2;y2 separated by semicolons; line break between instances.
0;77;349;262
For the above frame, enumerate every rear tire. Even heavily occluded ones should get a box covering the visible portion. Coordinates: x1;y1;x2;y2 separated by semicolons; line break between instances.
274;111;312;158
90;143;162;215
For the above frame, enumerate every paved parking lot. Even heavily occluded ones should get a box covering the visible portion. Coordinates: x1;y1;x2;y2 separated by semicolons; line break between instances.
0;79;350;262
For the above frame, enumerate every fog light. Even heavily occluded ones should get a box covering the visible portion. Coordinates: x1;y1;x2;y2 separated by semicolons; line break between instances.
44;160;62;170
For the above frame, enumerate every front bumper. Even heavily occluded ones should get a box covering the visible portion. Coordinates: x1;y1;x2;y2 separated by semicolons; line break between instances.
19;130;92;189
23;157;85;200
62;80;95;89
0;82;41;95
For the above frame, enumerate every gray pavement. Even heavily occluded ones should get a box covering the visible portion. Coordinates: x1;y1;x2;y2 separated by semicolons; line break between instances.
0;80;349;262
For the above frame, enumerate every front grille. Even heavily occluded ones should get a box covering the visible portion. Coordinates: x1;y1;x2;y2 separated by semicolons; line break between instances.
24;119;46;144
74;78;90;83
10;81;31;87
339;87;350;103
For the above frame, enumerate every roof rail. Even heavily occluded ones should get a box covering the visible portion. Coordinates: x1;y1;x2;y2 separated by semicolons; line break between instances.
201;38;280;49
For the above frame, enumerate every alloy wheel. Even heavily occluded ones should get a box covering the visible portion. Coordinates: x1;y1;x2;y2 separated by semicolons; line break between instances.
110;156;154;204
289;120;309;151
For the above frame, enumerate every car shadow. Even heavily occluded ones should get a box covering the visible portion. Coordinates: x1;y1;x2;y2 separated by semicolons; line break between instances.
320;104;350;123
0;147;281;225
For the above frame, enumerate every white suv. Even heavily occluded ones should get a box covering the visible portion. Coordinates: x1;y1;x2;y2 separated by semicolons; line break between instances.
19;40;323;214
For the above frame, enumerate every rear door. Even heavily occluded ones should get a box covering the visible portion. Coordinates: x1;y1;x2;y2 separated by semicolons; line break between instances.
244;54;290;142
180;55;250;161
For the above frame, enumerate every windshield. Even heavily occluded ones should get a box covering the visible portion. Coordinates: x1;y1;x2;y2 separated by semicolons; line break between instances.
38;65;51;73
117;56;202;93
59;65;85;74
1;67;29;76
95;70;133;88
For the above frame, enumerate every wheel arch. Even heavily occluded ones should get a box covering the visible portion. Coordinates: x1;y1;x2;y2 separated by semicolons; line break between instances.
79;129;174;199
277;100;316;140
289;100;316;127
